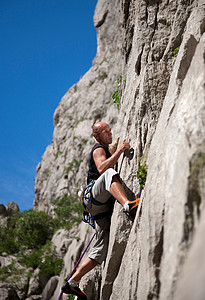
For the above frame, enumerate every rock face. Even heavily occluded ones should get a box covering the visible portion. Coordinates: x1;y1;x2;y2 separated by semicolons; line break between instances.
0;283;20;300
33;0;205;300
0;202;19;225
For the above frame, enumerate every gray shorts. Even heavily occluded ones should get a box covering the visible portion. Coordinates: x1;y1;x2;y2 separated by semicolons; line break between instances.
88;168;118;264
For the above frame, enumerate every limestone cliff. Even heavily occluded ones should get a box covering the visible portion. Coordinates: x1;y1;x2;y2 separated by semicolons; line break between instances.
35;0;205;300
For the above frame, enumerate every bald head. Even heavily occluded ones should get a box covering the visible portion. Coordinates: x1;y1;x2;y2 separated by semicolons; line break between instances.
92;122;112;146
92;122;108;135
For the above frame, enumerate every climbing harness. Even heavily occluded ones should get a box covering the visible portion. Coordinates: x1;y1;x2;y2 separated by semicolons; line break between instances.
58;231;96;300
82;180;108;229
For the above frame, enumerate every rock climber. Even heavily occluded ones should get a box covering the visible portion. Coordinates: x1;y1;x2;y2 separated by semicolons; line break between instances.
61;121;140;299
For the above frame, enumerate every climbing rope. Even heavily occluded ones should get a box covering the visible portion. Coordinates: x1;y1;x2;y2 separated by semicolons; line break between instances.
58;232;96;300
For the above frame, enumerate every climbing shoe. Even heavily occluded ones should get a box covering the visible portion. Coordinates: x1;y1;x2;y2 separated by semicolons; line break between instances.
128;198;140;220
61;282;87;300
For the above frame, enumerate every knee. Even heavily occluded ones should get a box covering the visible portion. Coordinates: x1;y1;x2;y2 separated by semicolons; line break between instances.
105;168;119;181
105;168;117;176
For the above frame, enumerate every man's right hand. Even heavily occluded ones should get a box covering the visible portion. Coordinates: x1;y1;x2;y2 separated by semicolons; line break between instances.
118;140;131;153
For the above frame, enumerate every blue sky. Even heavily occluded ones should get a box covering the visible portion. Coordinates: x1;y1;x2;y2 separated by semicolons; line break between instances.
0;0;97;211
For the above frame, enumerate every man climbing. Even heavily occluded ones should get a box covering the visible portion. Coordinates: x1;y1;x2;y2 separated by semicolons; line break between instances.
61;121;140;299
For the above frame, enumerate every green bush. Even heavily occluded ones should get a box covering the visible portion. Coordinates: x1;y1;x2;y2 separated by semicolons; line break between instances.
0;211;63;282
0;246;63;282
111;76;122;110
39;252;63;277
20;249;42;269
67;295;75;300
18;242;63;278
37;243;63;277
0;210;55;255
0;194;83;285
52;194;83;229
111;76;127;110
137;163;148;190
15;210;55;249
0;195;82;256
0;225;19;255
173;46;180;57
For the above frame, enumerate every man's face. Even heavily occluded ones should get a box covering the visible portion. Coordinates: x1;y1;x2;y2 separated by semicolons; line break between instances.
98;124;112;145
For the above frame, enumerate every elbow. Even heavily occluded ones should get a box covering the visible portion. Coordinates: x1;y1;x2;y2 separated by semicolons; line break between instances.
98;166;105;174
98;166;114;174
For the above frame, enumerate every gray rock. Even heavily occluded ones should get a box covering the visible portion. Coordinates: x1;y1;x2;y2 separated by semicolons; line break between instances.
0;255;16;268
27;268;42;296
109;2;205;300
175;207;205;300
6;201;20;216
0;283;20;300
0;202;19;225
0;204;7;216
41;276;59;300
25;296;42;300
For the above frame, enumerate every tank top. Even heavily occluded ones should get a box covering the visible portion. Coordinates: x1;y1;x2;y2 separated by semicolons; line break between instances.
87;143;111;184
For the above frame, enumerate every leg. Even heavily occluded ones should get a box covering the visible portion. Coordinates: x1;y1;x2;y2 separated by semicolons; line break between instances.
109;175;128;206
110;175;140;220
92;169;128;206
71;257;99;282
92;168;140;220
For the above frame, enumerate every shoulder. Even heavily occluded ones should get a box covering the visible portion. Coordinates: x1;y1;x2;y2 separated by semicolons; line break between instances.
93;144;106;155
93;144;112;161
91;143;106;152
92;144;107;157
93;147;107;166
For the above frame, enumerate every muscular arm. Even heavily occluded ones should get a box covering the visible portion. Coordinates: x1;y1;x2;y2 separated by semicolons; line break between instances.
93;140;130;174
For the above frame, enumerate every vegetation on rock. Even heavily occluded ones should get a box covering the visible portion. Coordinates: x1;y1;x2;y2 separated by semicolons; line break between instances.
0;194;82;293
52;193;83;230
111;76;126;110
137;162;148;190
173;46;180;57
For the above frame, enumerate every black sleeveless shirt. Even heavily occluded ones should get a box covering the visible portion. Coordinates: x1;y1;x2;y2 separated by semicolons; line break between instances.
87;143;111;184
